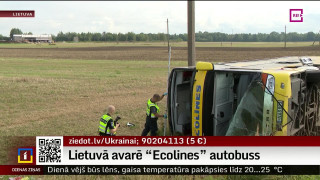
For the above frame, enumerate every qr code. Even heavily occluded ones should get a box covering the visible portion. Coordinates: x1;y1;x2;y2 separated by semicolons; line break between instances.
38;138;62;163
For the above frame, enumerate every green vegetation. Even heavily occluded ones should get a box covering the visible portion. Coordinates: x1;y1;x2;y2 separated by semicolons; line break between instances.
0;57;180;167
53;31;320;42
2;28;320;43
0;58;185;136
9;28;23;39
0;41;317;49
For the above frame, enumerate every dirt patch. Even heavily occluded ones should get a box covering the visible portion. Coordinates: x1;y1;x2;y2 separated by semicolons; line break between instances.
0;46;319;62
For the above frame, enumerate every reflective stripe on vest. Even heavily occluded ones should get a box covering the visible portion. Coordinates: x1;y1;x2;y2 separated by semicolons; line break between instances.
146;99;160;118
99;114;112;134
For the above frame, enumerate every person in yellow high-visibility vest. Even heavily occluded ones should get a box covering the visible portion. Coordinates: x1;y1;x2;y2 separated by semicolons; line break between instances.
98;105;120;136
141;93;167;136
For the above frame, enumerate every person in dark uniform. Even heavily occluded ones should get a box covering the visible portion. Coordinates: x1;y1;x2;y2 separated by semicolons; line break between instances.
98;105;120;136
141;93;167;136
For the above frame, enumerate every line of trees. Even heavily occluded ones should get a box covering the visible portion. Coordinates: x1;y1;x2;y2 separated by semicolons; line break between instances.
1;28;320;42
54;31;320;42
54;31;169;42
0;34;9;41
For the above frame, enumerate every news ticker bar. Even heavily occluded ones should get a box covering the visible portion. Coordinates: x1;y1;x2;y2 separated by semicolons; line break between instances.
63;136;320;146
1;165;320;175
0;10;35;17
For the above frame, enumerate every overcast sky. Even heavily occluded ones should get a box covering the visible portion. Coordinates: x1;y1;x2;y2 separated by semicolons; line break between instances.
0;1;319;36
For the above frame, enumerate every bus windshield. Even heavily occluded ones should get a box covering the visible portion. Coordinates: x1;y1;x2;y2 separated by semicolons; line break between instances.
226;80;265;136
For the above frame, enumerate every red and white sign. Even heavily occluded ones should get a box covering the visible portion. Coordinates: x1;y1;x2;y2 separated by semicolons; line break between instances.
0;10;35;17
290;9;303;22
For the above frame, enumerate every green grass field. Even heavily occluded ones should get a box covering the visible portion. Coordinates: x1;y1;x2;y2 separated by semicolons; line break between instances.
0;41;317;48
0;58;184;136
1;49;320;179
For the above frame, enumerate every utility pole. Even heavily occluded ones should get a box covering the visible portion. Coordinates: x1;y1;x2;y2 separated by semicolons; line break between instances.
167;18;170;52
188;1;196;67
284;25;287;48
167;18;171;74
165;18;171;136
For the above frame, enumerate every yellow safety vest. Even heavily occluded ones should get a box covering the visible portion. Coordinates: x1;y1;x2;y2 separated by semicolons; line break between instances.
99;114;113;134
146;99;160;118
